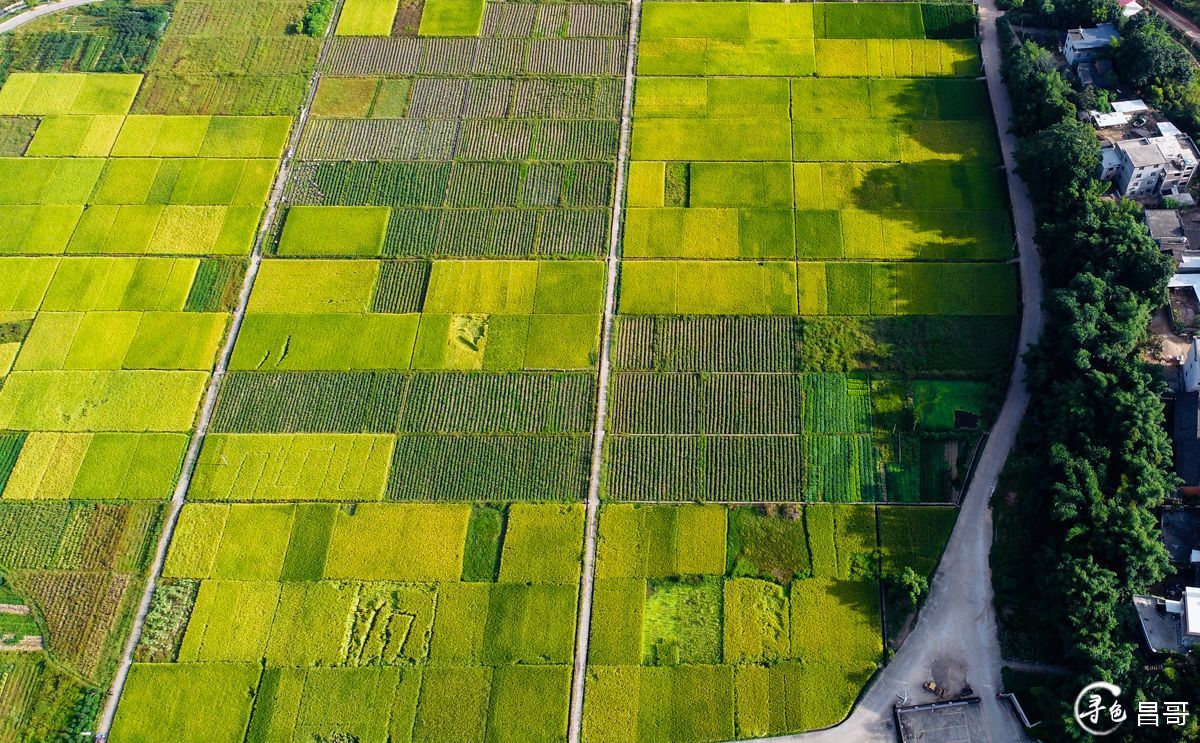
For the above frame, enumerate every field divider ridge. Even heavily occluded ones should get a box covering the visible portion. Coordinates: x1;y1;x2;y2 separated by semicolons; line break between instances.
94;6;346;737
567;0;642;740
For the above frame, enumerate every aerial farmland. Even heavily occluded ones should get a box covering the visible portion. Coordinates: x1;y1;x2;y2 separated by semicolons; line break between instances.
0;0;1016;740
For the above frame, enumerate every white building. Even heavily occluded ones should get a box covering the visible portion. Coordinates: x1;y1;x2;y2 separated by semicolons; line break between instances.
1099;123;1200;198
1184;337;1200;392
1064;23;1121;66
1118;0;1144;16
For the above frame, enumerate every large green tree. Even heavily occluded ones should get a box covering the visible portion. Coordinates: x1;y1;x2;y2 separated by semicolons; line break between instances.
1015;117;1101;206
1117;15;1195;92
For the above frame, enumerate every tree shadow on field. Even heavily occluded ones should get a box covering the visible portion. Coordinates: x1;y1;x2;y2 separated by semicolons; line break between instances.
826;576;882;614
847;161;1014;263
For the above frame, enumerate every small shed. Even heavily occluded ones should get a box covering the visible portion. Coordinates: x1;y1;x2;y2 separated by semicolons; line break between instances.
1112;99;1150;115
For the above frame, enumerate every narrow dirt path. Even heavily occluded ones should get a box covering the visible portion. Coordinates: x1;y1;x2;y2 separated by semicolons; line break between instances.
566;2;642;741
749;4;1045;741
0;0;101;33
92;10;345;740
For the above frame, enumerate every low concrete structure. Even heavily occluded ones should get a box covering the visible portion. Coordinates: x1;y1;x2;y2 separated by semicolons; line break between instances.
1162;508;1200;565
1146;208;1188;248
1132;589;1199;654
896;698;996;743
1064;23;1121;65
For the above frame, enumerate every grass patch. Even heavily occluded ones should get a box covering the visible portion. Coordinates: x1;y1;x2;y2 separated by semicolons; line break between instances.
726;505;810;582
642;577;722;665
110;663;260;743
325;503;470;581
462;504;505;582
277;206;389;256
419;0;485;36
498;503;584;583
336;0;400;35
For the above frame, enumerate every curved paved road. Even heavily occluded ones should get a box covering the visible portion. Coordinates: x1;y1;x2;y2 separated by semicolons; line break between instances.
0;0;102;33
751;4;1045;742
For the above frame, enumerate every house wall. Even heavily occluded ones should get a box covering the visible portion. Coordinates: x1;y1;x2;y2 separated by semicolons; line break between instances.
1184;342;1200;392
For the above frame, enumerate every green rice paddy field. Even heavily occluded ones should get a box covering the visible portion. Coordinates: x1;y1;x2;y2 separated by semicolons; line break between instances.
0;0;1012;741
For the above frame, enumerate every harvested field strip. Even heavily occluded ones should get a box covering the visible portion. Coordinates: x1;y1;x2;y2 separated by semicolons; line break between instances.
0;501;162;573
12;570;134;680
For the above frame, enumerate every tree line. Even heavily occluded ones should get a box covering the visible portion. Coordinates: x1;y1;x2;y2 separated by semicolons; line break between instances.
996;16;1200;741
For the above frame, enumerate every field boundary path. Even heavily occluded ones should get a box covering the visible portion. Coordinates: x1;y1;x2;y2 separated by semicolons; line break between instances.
93;8;345;739
747;3;1045;741
567;0;643;741
0;0;101;33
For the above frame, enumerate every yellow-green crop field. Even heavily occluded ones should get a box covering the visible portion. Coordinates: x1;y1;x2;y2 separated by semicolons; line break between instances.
0;0;1008;741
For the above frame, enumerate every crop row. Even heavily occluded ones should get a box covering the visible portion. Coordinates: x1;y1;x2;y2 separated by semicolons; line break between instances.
134;74;310;116
297;117;618;163
372;260;430;313
480;3;631;39
0;433;25;495
183;257;246;313
383;207;608;258
166;0;311;37
0;503;160;573
608;373;805;435
803;434;882;502
613;316;801;373
150;36;319;77
605;436;806;502
802;374;872;434
374;76;623;121
385;434;591;501
212;371;598;434
286;160;613;209
323;37;627;77
297;118;457;160
14;570;133;680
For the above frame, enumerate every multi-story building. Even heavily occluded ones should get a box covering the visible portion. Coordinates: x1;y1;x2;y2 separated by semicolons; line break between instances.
1064;23;1121;66
1099;123;1200;198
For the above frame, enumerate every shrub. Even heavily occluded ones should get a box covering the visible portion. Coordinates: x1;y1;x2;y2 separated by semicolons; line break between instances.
301;0;334;37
